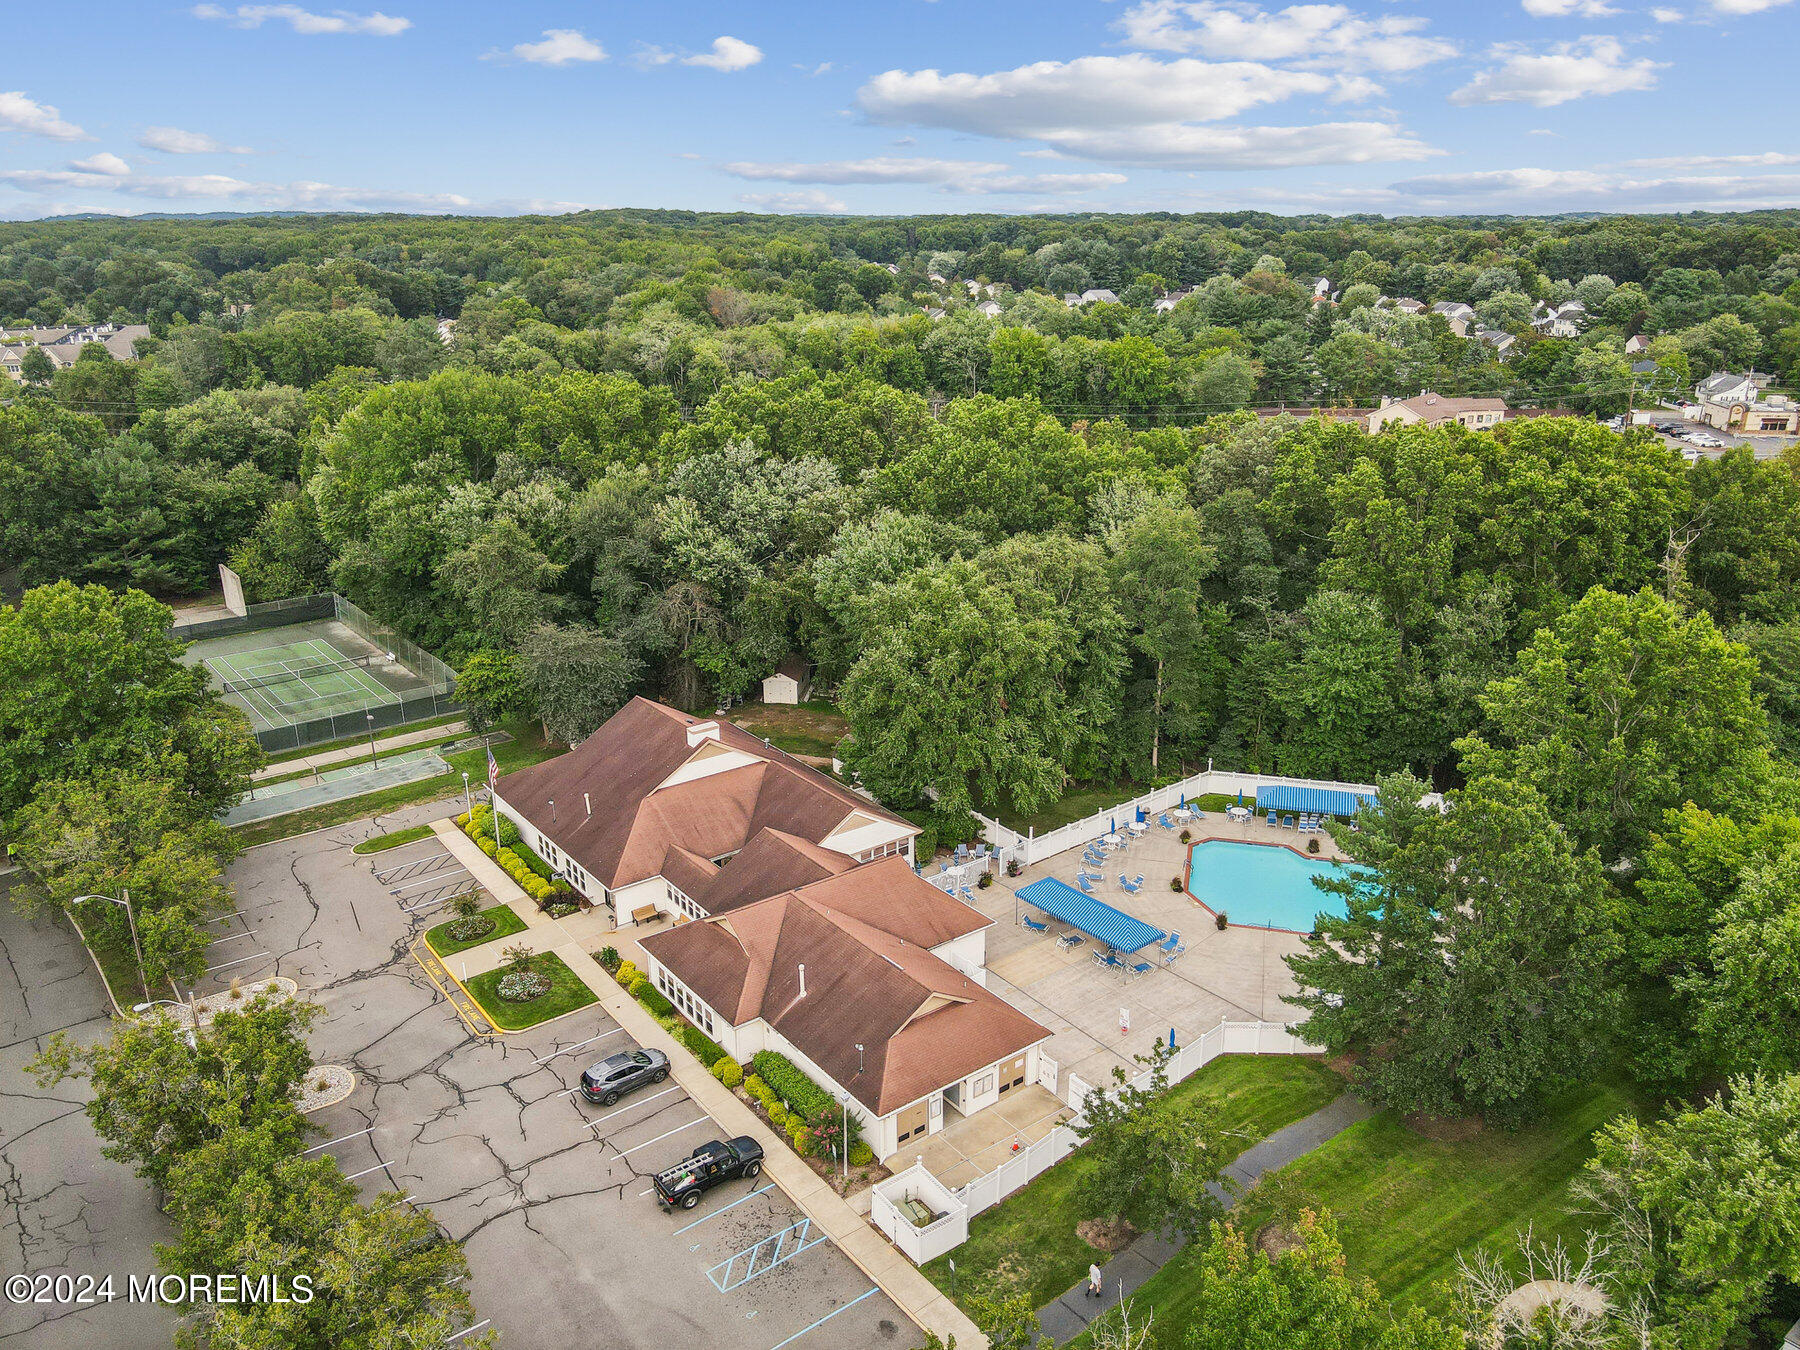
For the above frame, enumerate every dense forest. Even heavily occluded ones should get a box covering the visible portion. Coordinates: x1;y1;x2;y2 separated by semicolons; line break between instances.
6;209;1800;1346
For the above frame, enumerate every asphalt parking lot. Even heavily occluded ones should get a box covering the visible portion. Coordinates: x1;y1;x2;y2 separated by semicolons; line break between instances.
198;801;910;1350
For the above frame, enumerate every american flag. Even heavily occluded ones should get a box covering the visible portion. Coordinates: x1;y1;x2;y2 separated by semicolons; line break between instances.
486;747;499;786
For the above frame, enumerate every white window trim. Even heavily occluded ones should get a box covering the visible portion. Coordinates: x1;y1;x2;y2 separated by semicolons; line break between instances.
654;965;716;1035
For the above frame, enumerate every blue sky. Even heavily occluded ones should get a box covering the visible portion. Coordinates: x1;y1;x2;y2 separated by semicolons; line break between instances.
3;1;1797;219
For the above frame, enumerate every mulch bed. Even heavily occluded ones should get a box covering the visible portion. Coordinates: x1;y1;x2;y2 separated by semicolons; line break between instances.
1076;1218;1139;1253
1404;1111;1486;1143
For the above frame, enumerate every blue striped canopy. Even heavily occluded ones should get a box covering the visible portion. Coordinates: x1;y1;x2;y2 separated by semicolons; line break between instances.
1017;877;1166;953
1256;784;1377;817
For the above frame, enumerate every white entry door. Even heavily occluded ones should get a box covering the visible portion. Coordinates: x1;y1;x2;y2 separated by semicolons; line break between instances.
1037;1052;1059;1095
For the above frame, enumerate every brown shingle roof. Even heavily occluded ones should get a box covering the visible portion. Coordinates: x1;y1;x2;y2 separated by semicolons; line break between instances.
642;862;1042;1115
495;697;914;892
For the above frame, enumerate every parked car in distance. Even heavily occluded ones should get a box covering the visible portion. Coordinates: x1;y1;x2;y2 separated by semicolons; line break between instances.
654;1137;764;1210
580;1048;669;1106
1654;422;1680;434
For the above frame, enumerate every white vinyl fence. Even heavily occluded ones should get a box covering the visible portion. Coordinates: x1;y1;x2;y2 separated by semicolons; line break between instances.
974;768;1378;869
875;1017;1322;1264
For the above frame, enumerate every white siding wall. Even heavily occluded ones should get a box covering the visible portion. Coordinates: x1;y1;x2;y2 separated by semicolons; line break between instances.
929;930;989;987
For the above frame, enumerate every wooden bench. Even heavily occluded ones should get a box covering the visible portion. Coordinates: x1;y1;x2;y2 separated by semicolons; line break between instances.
630;904;659;925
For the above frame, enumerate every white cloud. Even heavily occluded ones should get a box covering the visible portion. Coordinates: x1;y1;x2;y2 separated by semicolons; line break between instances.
684;36;763;71
137;125;254;154
1116;1;1458;74
0;162;587;214
191;5;410;35
1622;150;1800;169
796;61;833;76
735;189;846;213
858;54;1435;169
70;153;132;176
1520;0;1618;15
0;91;91;142
723;157;1008;184
633;44;677;68
940;172;1128;195
1650;5;1685;16
494;29;606;66
1385;165;1800;211
1709;0;1792;12
861;55;1332;134
1449;37;1662;107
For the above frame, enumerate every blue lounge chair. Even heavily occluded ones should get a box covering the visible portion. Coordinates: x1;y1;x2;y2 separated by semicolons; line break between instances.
1058;932;1085;951
1158;813;1174;830
1281;815;1295;830
1266;809;1278;827
959;886;976;901
1158;930;1185;964
1093;948;1125;972
1077;875;1098;894
1020;914;1049;933
1128;959;1154;978
1119;875;1143;895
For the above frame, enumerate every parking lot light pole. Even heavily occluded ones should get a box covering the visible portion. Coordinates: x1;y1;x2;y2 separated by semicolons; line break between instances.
71;892;145;1000
462;771;471;815
366;713;379;769
133;997;198;1049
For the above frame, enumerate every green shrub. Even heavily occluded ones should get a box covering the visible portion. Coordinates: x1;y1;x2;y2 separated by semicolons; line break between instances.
463;804;520;848
615;959;640;988
510;839;556;880
633;981;674;1018
596;946;621;973
751;1050;837;1122
850;1141;875;1167
714;1059;743;1089
768;1104;792;1130
680;1024;728;1068
788;1123;812;1156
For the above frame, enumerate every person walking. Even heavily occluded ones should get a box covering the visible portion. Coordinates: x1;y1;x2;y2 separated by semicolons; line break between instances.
1088;1262;1103;1299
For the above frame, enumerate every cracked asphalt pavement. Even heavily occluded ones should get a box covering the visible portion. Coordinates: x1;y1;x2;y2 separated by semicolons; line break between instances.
6;798;910;1350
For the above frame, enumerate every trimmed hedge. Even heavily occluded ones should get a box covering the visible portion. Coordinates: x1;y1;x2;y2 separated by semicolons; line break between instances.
459;805;520;848
631;978;674;1019
850;1141;875;1167
679;1024;728;1068
615;960;640;988
457;809;558;900
751;1051;838;1123
713;1059;743;1088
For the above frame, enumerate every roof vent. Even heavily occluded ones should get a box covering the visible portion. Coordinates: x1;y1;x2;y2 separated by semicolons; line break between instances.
798;963;806;998
686;719;721;748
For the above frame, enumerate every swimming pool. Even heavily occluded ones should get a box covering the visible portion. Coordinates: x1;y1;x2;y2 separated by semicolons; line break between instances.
1187;840;1349;933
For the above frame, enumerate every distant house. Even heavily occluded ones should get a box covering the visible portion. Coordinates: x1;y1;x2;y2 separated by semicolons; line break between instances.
1695;372;1799;435
435;318;458;345
1312;277;1332;298
923;307;947;321
0;321;151;382
1078;288;1120;306
1368;391;1509;434
976;299;1002;317
1153;287;1194;314
1476;328;1517;358
1532;301;1586;339
1062;293;1084;308
1390;297;1426;315
883;263;900;276
1631;360;1659;376
1430;301;1474;336
760;657;812;706
1625;334;1651;356
927;272;947;286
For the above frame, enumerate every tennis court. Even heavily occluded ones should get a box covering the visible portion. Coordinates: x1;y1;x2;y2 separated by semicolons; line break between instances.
176;593;460;752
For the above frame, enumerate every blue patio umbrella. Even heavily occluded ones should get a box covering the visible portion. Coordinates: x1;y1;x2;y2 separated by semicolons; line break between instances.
1179;793;1186;808
1136;807;1145;823
1110;817;1117;834
1237;789;1244;806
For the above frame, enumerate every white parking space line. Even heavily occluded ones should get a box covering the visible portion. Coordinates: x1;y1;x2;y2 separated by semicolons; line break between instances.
584;1084;682;1126
206;930;256;945
767;1288;879;1350
301;1127;374;1155
444;1319;490;1344
204;951;271;973
532;1028;624;1064
616;1117;709;1159
343;1161;393;1181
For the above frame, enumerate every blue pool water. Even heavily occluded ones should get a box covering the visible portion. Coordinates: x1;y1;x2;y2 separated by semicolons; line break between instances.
1187;840;1349;933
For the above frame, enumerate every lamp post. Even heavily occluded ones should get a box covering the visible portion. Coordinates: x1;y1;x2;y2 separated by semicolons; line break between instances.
71;892;145;1000
365;713;378;768
462;772;471;816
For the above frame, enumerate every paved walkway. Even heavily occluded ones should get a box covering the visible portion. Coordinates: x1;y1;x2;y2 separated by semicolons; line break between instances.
251;719;468;780
1035;1091;1376;1342
425;820;988;1350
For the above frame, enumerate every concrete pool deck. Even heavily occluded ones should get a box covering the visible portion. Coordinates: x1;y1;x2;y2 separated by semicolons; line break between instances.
964;813;1348;1089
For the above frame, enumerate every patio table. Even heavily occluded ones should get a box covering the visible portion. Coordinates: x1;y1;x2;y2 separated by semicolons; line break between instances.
1171;808;1194;822
1127;821;1147;835
1100;833;1123;847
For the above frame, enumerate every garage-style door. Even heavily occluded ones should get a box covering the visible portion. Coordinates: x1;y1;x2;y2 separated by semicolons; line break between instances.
895;1099;929;1145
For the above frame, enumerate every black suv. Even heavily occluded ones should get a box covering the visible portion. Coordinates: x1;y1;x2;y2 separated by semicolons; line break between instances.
579;1048;669;1106
654;1137;765;1210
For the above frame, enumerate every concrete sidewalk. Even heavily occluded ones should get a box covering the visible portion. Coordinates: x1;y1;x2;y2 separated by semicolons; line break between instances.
1035;1091;1377;1342
425;819;989;1350
252;719;468;780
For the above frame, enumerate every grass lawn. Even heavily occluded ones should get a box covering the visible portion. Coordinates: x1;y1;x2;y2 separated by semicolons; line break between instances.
424;903;528;958
231;719;567;848
1117;1079;1639;1344
352;823;435;855
923;1055;1345;1311
463;952;597;1031
728;701;848;758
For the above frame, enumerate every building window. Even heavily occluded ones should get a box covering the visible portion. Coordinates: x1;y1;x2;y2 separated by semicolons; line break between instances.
974;1072;995;1096
654;967;715;1035
664;881;706;921
854;839;903;864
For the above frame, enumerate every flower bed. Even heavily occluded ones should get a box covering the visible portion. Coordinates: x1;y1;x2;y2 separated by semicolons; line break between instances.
425;903;528;958
498;969;552;1001
463;952;597;1031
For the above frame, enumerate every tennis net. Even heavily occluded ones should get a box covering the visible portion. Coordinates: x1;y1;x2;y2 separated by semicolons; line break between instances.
221;655;373;695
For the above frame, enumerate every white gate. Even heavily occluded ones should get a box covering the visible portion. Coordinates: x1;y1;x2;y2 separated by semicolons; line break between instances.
1037;1052;1059;1096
